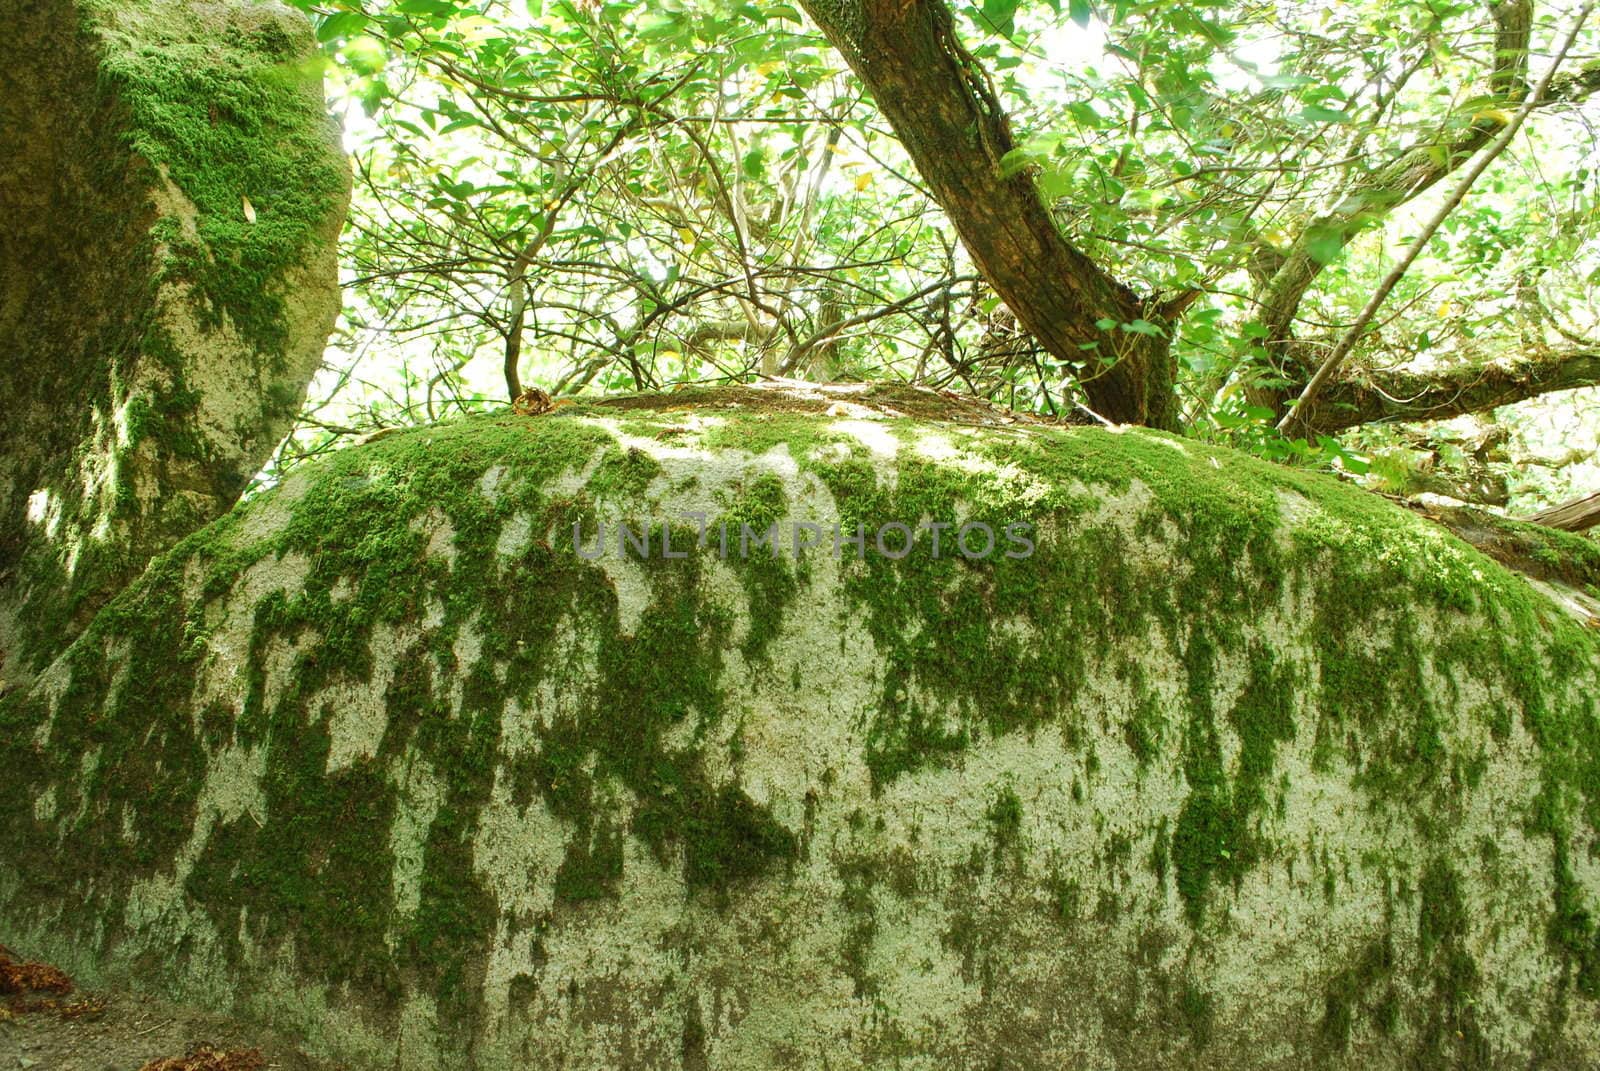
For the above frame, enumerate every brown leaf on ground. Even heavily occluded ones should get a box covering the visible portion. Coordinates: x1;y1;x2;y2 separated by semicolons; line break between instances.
137;1043;267;1071
56;997;107;1019
511;387;571;416
0;946;73;996
6;995;108;1020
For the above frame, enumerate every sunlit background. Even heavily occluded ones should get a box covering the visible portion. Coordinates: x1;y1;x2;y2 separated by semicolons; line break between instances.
272;0;1600;515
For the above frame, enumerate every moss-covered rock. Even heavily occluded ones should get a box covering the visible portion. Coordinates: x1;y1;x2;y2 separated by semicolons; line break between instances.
0;0;349;688
3;383;1600;1069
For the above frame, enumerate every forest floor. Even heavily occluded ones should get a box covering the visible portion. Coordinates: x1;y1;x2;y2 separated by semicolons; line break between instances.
0;947;345;1071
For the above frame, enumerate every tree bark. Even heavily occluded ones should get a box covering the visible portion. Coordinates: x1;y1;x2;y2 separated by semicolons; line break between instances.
1528;491;1600;532
1300;346;1600;434
798;0;1176;428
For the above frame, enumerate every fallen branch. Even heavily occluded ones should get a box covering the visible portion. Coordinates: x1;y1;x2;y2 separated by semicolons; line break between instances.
1528;490;1600;532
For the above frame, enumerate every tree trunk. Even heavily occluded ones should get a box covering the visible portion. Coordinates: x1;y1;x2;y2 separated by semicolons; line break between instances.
1528;490;1600;532
798;0;1177;428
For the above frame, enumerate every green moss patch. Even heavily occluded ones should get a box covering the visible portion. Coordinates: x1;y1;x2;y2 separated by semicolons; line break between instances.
2;392;1598;1065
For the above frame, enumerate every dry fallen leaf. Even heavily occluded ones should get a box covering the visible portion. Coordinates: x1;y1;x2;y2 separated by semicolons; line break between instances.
0;947;73;995
512;386;553;416
137;1044;266;1071
241;195;256;224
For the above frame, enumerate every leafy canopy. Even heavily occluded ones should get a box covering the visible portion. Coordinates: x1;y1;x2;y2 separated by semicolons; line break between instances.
275;0;1600;510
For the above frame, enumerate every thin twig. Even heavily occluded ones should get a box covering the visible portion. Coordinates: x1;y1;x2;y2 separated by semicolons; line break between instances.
1278;2;1594;438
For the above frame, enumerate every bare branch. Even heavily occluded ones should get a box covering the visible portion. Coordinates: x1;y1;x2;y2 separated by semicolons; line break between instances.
1280;4;1595;437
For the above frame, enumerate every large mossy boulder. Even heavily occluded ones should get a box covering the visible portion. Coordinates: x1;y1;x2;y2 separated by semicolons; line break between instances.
0;0;349;688
4;384;1600;1069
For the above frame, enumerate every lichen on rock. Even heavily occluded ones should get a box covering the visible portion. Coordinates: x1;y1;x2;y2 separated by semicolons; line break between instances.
3;384;1599;1069
0;0;349;688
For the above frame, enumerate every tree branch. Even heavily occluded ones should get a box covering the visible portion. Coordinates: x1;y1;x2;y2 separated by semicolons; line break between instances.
1307;347;1600;433
1280;3;1594;437
1255;0;1537;347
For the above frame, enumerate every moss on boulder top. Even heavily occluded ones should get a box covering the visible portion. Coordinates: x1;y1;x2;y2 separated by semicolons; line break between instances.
0;0;349;688
3;384;1600;1069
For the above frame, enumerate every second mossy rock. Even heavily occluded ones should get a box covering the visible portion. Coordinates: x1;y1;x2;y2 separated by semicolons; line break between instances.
0;0;349;686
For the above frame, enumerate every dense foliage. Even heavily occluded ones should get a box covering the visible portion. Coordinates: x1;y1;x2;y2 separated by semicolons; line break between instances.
278;0;1600;512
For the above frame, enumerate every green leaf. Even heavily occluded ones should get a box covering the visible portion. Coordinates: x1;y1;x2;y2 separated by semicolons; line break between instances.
397;0;457;16
1038;168;1074;200
1066;101;1101;127
638;11;685;40
1299;105;1350;123
742;148;765;180
980;0;1022;35
1260;73;1317;90
1307;229;1345;265
317;11;369;41
998;147;1037;178
525;0;543;15
1069;0;1093;27
1213;410;1246;430
343;36;386;75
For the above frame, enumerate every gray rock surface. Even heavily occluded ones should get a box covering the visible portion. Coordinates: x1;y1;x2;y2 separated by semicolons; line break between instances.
4;384;1599;1069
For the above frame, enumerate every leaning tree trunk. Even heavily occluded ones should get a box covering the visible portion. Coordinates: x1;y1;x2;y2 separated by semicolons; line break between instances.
798;0;1177;429
1529;489;1600;532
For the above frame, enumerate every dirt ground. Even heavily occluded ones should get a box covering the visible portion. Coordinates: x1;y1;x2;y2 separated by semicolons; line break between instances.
0;948;347;1071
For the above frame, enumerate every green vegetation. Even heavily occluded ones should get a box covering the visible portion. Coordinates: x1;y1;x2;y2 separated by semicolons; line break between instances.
259;0;1600;527
10;0;1600;1063
94;0;348;359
